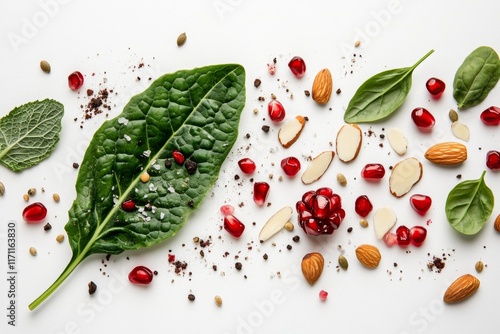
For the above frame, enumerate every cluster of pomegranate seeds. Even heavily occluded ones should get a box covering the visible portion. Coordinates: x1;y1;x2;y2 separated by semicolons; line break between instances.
410;194;432;215
121;199;137;212
480;106;500;125
238;158;256;174
354;195;373;217
223;214;245;238
268;99;286;122
361;163;385;180
22;202;47;223
172;150;185;165
128;266;154;284
425;77;445;97
281;156;301;176
296;187;345;236
384;225;427;247
288;56;306;78
68;71;84;90
253;182;270;206
411;107;435;131
486;150;500;170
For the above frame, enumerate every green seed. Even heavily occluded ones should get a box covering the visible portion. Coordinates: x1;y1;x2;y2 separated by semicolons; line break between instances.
449;109;459;122
0;181;5;196
338;254;348;270
177;32;187;47
40;60;51;73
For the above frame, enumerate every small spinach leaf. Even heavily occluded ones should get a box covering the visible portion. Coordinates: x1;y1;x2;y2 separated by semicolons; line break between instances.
453;46;500;109
445;171;494;235
29;64;246;310
344;50;433;123
0;99;63;172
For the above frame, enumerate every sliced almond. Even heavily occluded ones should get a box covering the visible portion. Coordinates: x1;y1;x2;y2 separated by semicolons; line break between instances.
278;115;306;148
336;124;362;162
259;206;293;242
373;207;397;239
451;121;470;142
301;151;335;185
389;157;423;197
387;128;408;155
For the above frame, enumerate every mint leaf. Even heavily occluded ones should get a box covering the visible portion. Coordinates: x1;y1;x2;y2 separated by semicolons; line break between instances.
0;99;64;172
29;64;246;310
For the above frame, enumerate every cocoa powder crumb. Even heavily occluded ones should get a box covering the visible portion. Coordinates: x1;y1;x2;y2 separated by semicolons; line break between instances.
254;78;262;88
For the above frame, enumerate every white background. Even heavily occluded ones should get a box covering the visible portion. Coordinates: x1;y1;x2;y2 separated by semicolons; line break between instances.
1;0;500;333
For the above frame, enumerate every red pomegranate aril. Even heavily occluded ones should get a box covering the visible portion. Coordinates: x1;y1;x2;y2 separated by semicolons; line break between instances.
220;204;235;216
311;195;331;219
410;226;427;247
68;71;84;90
167;254;176;262
354;195;373;217
396;225;411;246
128;266;154;285
425;77;445;97
22;202;47;223
319;290;328;301
121;199;137;212
361;163;385;180
268;99;286;122
329;194;342;212
253;182;270;206
411;107;435;131
288;56;306;78
480;106;500;125
223;214;245;237
486;150;500;170
316;187;333;198
301;190;316;207
383;232;398;247
410;194;432;215
238;158;256;174
281;156;301;176
172;150;185;164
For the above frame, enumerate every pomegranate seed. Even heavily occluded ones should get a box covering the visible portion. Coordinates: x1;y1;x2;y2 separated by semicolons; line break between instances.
319;290;328;301
480;106;500;125
410;226;427;247
268;99;286;122
22;202;47;223
425;77;445;97
409;194;432;215
223;214;245;237
486;150;500;170
296;187;344;236
238;158;256;174
172;150;185;164
411;107;435;131
220;204;235;216
361;163;385;180
288;56;306;78
396;225;411;247
128;266;154;284
281;156;301;176
68;71;84;90
253;182;270;206
167;254;175;262
354;195;373;217
121;199;137;212
383;232;398;247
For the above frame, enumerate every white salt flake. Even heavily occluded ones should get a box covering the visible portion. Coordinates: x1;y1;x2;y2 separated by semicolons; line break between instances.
168;185;175;193
160;212;165;220
118;117;129;125
124;134;131;142
143;150;151;157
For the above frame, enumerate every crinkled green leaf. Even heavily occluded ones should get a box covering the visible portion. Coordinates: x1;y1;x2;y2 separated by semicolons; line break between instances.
29;64;246;310
453;46;500;109
344;50;433;123
445;171;494;235
0;99;63;172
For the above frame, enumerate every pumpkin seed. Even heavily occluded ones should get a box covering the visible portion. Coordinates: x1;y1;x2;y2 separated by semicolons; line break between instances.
475;260;484;273
359;219;369;228
0;181;5;196
56;234;65;243
337;173;347;186
53;193;61;203
338;254;348;270
28;187;36;196
214;295;223;306
40;60;51;73
449;109;459;122
177;32;187;47
29;247;37;256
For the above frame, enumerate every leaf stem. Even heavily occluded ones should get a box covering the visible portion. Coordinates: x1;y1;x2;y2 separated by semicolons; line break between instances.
411;49;435;70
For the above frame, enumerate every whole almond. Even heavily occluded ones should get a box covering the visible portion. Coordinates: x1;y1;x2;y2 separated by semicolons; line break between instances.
312;68;333;104
301;252;324;285
494;213;500;232
355;244;381;269
443;274;480;304
424;142;467;165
